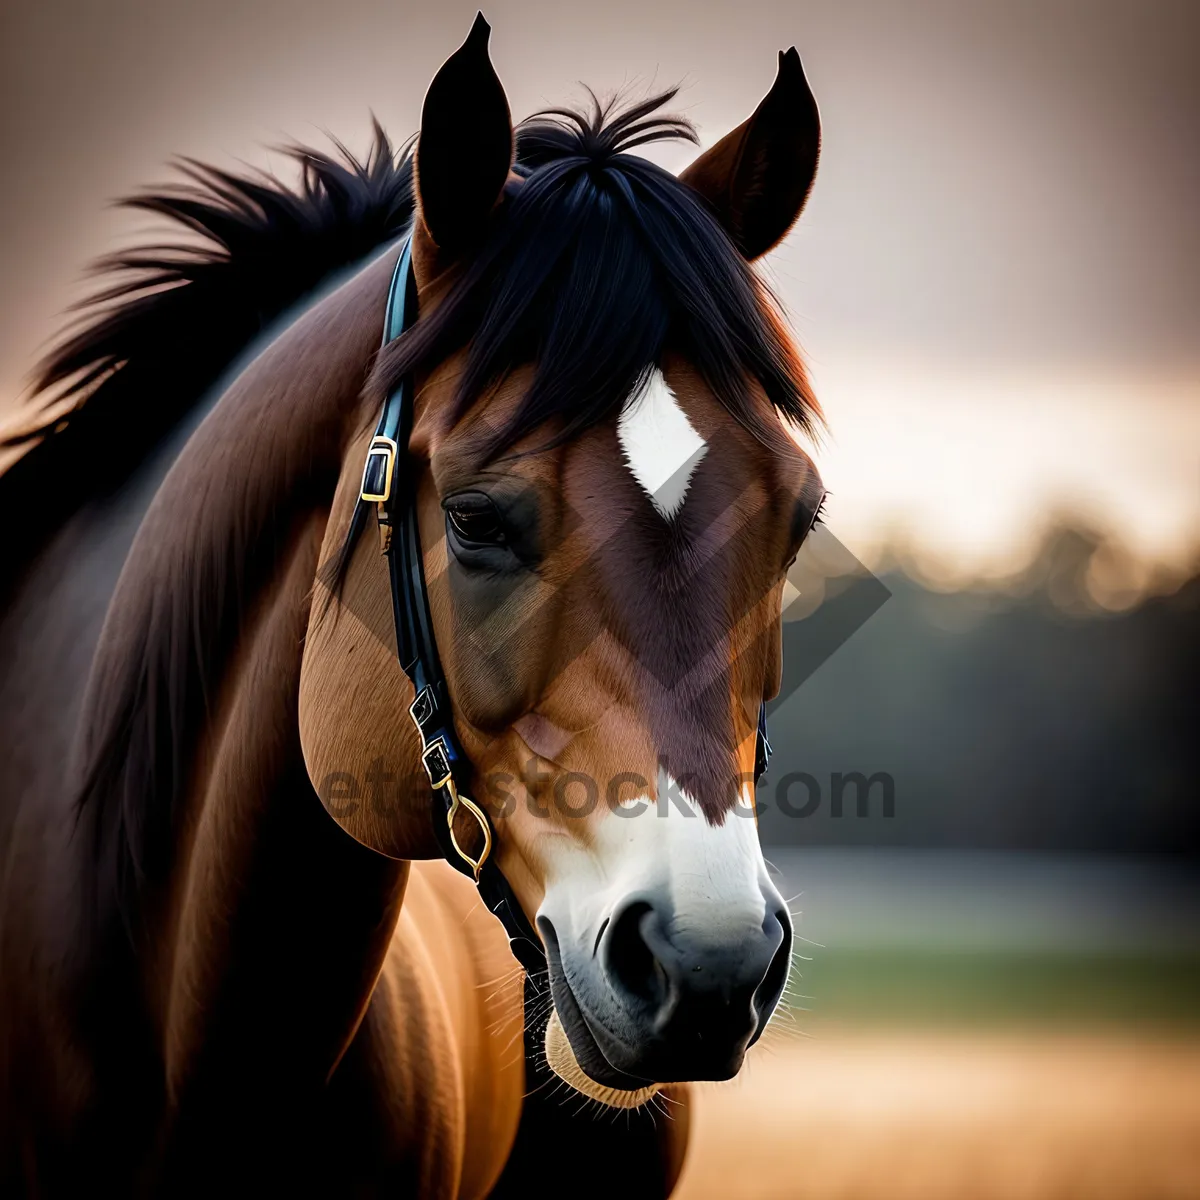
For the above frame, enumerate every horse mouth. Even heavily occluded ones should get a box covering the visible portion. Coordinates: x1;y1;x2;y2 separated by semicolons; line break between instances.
538;916;664;1105
543;1011;662;1109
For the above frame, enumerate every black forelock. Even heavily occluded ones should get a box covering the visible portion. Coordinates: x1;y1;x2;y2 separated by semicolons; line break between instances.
370;87;820;458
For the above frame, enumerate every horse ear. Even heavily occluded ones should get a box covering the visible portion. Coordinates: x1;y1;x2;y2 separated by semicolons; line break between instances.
415;12;514;254
679;47;821;260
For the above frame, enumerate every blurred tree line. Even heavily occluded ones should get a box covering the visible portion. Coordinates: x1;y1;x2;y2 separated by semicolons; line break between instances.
760;523;1199;856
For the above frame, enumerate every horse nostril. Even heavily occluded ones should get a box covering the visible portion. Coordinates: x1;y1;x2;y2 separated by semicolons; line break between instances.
603;900;669;1008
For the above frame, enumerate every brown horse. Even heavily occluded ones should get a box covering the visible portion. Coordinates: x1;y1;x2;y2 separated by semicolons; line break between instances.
0;15;825;1197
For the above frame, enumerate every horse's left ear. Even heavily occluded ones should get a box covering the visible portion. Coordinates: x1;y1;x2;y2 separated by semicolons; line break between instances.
415;12;514;255
679;47;821;260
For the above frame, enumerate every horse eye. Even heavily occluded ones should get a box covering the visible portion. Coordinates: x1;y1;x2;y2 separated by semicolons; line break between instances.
446;498;507;547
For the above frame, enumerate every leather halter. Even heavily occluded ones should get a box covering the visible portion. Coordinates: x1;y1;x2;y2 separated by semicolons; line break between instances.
359;235;773;978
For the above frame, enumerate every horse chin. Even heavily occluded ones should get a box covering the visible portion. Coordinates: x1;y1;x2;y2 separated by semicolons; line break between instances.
544;1011;663;1110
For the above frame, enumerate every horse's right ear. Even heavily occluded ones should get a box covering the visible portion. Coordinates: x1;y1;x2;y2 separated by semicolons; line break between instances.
415;13;514;255
679;47;820;261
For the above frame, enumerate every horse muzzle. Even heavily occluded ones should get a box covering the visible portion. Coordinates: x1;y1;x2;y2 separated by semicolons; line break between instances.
538;882;793;1091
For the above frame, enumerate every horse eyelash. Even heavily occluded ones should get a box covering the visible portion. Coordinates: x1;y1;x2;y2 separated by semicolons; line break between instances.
812;493;828;529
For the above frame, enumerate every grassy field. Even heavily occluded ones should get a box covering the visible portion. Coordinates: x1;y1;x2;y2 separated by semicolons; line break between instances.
791;947;1200;1027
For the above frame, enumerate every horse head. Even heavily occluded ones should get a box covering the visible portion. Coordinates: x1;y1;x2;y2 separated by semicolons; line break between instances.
301;14;825;1106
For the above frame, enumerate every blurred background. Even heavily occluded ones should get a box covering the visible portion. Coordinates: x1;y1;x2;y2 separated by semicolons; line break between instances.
3;0;1197;1195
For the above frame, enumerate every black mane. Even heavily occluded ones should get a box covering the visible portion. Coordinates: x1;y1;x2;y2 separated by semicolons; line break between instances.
0;124;415;586
372;88;819;458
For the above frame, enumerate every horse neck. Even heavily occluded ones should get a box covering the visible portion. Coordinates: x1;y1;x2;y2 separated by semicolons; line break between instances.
71;246;411;1088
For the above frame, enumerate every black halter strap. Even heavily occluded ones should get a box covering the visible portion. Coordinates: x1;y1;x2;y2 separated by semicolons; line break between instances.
359;235;772;979
360;239;543;975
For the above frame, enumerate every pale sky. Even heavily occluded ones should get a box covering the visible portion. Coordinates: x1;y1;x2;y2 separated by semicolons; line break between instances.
2;0;1196;579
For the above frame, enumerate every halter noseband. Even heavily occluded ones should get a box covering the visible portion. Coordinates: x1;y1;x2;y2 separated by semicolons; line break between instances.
359;235;773;977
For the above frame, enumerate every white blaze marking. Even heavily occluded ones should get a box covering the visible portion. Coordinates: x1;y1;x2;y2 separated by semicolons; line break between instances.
539;772;769;950
617;369;707;519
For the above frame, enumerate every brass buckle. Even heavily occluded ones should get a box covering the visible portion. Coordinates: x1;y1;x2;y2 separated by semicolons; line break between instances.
360;435;398;504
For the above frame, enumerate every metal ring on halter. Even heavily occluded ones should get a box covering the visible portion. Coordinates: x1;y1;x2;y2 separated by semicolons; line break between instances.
443;780;493;881
418;731;493;880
